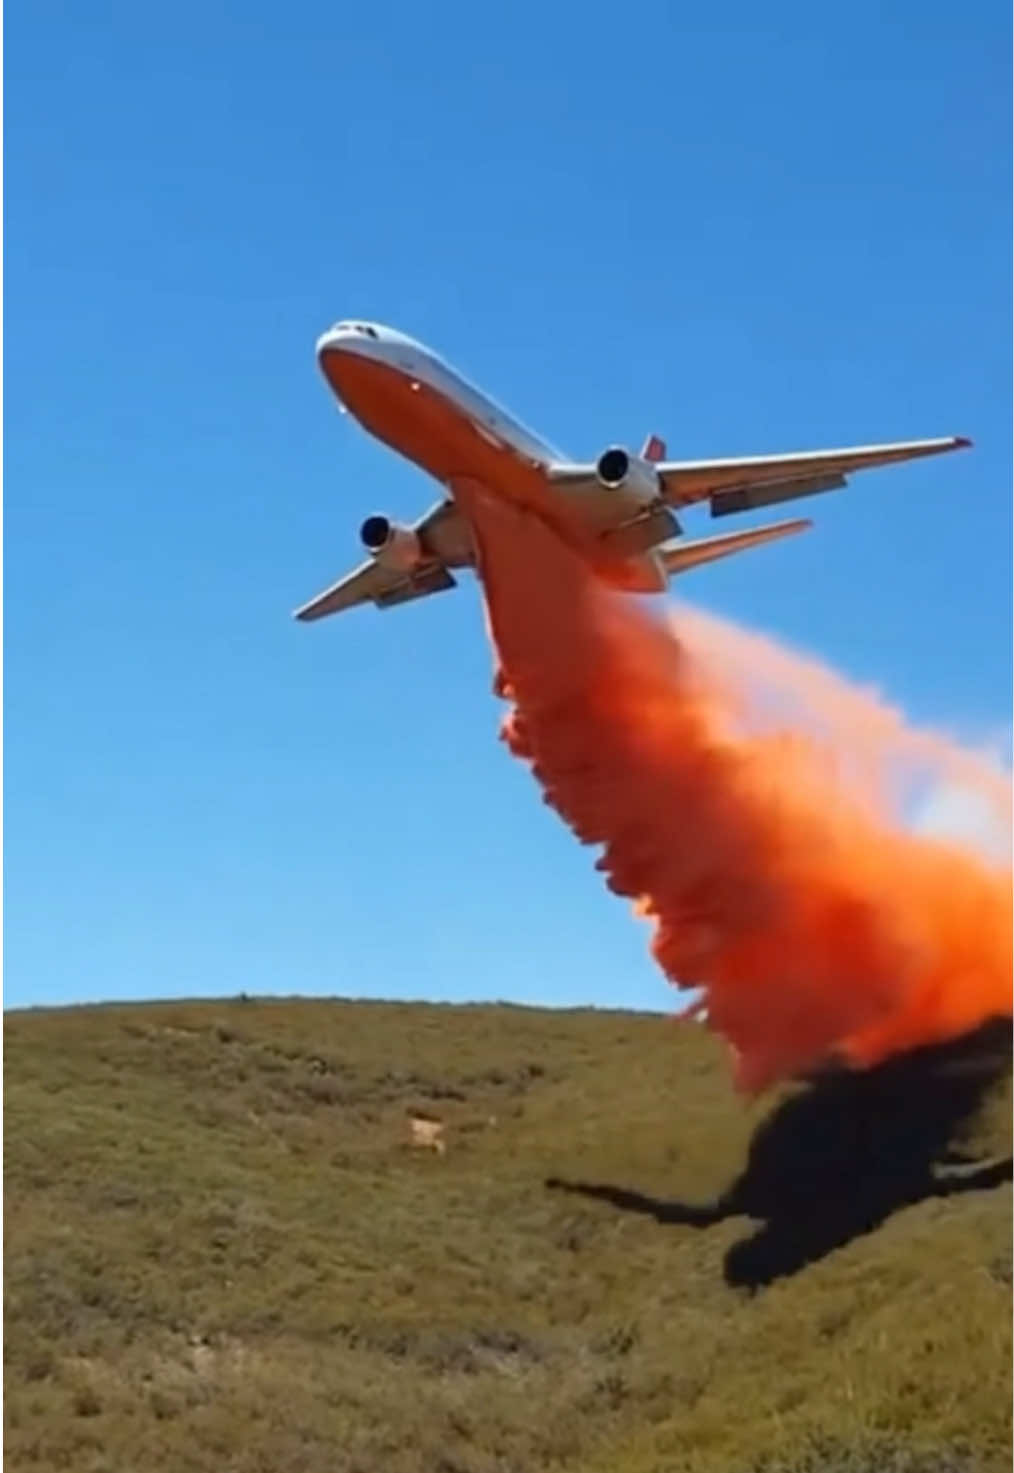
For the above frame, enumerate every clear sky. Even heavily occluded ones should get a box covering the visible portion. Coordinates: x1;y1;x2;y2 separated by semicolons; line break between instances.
5;0;1011;1013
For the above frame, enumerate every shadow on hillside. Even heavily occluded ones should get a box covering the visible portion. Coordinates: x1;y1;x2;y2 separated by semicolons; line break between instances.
547;1018;1013;1290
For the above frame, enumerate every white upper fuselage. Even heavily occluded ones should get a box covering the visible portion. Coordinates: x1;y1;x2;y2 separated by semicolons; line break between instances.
315;320;565;467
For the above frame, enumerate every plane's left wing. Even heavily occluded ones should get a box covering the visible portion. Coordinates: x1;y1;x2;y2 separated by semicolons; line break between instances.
548;436;971;517
658;435;971;514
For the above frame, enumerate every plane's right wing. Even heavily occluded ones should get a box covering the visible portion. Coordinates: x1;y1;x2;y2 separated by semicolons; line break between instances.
293;499;470;622
293;558;457;621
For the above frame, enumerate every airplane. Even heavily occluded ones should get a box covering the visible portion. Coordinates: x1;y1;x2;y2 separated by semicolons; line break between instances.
294;320;971;622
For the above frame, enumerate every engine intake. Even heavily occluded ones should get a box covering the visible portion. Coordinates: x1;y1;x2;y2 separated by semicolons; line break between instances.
597;447;632;486
359;515;423;571
595;446;661;502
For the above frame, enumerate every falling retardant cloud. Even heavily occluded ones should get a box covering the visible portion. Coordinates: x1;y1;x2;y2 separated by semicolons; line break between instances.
460;483;1012;1093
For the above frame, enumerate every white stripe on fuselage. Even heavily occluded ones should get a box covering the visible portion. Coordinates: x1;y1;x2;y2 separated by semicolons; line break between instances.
316;320;565;466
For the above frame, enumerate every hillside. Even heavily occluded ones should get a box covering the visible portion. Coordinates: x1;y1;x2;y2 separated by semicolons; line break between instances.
4;997;1011;1473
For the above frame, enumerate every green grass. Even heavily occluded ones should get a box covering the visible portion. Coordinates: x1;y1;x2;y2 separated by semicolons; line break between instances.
4;997;1011;1472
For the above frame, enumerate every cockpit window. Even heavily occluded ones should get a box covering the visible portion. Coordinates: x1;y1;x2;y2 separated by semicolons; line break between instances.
334;321;379;339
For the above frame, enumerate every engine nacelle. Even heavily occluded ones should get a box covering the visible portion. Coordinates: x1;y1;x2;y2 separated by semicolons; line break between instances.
595;446;661;502
360;514;423;571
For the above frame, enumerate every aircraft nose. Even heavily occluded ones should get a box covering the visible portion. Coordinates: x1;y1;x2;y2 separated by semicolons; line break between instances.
316;323;383;406
316;321;384;362
316;326;354;362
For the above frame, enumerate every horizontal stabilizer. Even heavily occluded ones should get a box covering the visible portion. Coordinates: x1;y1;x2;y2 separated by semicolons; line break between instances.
658;517;812;577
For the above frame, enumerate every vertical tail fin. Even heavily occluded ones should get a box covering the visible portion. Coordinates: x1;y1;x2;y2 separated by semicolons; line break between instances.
640;434;667;463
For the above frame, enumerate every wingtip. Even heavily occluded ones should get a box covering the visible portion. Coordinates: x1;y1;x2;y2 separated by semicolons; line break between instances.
954;435;973;449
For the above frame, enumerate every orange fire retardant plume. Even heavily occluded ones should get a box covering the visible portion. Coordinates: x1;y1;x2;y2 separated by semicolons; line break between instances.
463;486;1012;1093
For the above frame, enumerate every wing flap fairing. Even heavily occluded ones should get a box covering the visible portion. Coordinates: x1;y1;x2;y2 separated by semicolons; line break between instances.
375;565;457;608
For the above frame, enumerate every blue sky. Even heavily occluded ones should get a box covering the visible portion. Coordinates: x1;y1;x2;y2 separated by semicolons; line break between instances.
5;0;1010;1013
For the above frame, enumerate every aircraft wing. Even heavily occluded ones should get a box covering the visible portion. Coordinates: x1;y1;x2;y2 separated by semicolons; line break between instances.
293;559;457;621
293;500;468;621
548;436;971;517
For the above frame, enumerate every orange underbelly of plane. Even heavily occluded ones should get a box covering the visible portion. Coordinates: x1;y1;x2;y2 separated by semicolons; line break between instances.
321;352;533;488
319;350;611;562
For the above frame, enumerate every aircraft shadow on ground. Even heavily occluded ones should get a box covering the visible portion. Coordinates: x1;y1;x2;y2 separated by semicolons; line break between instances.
546;1018;1013;1291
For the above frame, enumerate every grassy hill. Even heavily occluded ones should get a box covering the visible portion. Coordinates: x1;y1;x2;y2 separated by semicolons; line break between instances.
4;997;1011;1473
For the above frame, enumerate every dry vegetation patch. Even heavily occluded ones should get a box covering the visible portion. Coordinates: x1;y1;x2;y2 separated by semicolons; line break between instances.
4;998;1011;1472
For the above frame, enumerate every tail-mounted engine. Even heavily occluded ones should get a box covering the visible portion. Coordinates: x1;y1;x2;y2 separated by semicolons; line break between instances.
595;447;662;503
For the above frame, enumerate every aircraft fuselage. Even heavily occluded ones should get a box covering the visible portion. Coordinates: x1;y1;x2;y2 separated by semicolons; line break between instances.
315;321;614;559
